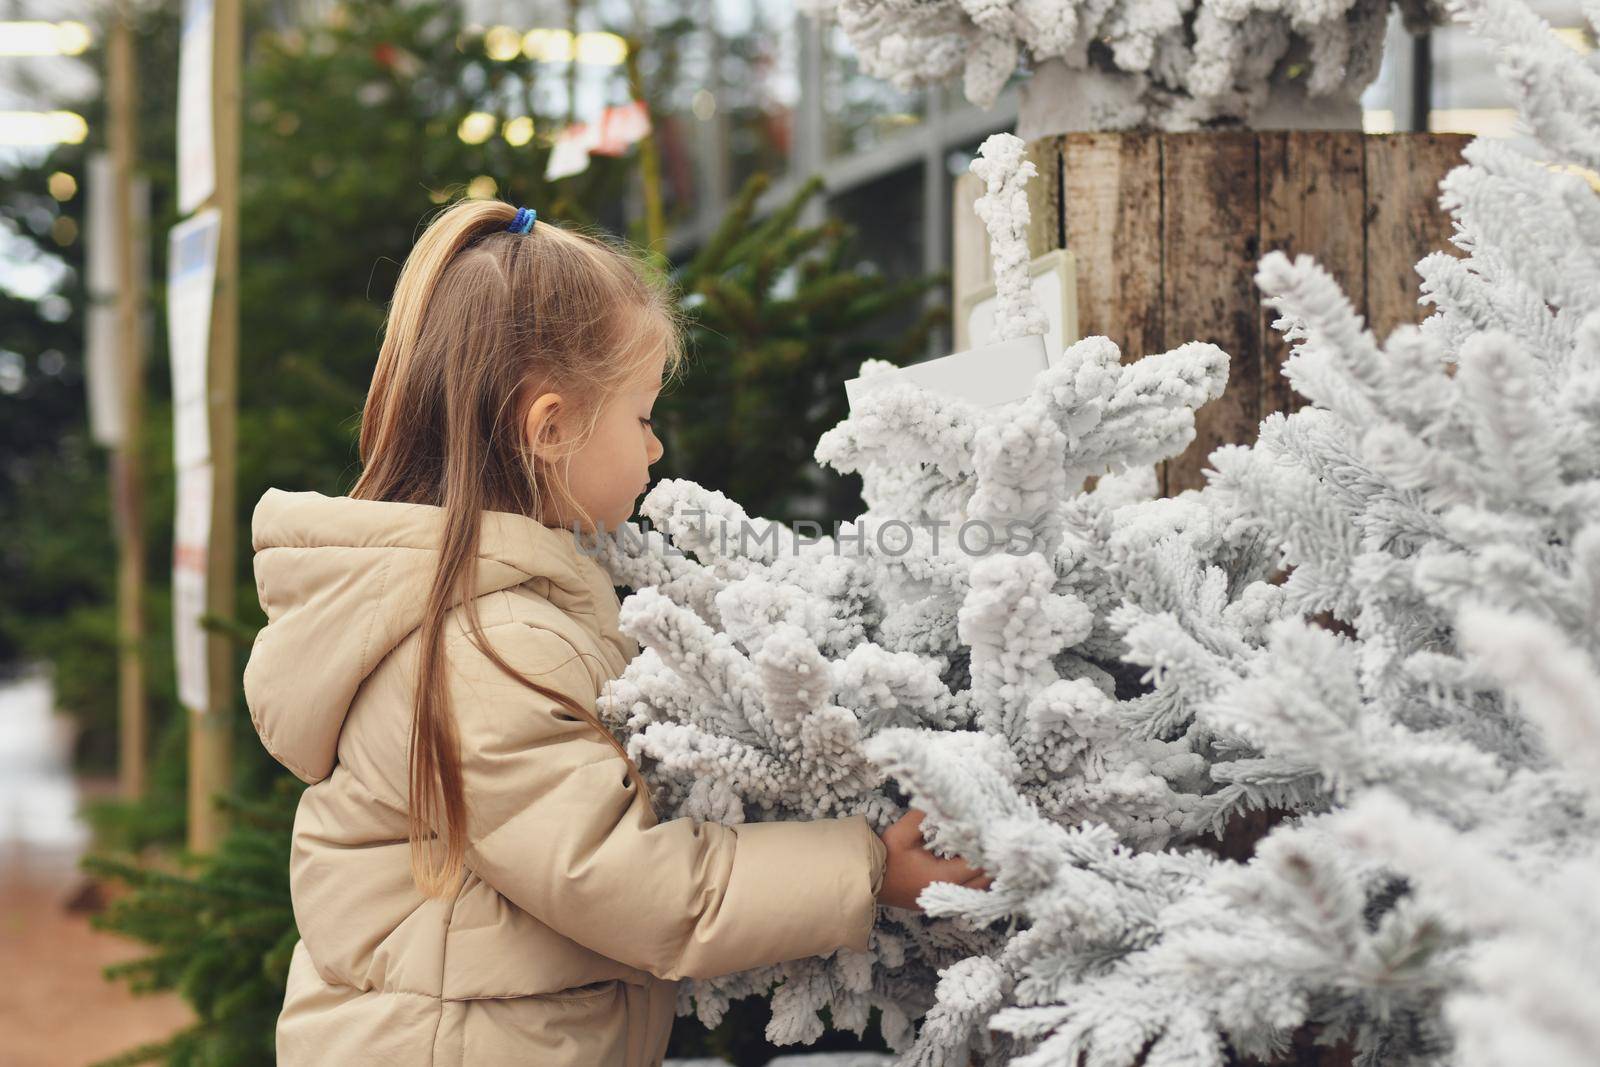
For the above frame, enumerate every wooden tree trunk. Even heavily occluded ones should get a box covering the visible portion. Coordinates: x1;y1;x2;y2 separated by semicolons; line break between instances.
953;131;1470;496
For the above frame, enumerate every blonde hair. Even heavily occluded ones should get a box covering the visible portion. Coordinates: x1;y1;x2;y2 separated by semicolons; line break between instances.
351;198;684;898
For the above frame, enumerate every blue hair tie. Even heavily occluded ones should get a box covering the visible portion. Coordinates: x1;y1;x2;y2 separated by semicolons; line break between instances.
507;206;538;234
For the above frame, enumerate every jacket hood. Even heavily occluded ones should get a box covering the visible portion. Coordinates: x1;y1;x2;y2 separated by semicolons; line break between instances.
243;488;625;784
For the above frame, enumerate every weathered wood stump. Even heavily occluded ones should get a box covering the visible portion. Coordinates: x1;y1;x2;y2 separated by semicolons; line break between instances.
954;131;1470;495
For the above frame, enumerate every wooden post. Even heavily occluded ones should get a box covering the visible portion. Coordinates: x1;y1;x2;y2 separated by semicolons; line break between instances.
1257;132;1366;418
1364;135;1466;342
188;0;241;854
975;131;1469;496
1160;132;1262;496
108;2;147;801
1061;132;1162;363
1023;136;1063;259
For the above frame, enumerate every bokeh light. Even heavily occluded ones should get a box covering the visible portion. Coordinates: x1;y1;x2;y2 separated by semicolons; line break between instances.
47;172;77;201
457;111;497;145
503;116;535;146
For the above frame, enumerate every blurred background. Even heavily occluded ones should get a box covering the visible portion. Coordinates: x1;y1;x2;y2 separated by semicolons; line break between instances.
0;0;1591;1063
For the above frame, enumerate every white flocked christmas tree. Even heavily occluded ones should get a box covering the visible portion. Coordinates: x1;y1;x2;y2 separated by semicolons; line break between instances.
595;129;1230;1054
594;0;1600;1061
800;0;1438;131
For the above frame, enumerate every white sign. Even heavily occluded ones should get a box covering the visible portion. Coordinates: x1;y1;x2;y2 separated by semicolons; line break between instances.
86;154;118;295
173;462;213;713
84;153;150;448
176;0;215;214
845;333;1052;413
85;302;122;446
167;209;220;468
85;153;123;446
961;249;1079;363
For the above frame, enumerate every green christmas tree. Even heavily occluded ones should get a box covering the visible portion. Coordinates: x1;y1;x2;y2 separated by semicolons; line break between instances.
82;777;302;1067
662;171;944;526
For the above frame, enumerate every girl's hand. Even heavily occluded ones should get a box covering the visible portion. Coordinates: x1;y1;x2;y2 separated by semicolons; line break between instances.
877;808;992;911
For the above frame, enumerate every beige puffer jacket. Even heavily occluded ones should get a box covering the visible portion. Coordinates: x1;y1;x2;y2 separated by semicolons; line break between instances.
243;489;887;1066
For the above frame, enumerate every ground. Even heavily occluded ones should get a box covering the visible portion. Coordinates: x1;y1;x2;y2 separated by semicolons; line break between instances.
0;674;192;1067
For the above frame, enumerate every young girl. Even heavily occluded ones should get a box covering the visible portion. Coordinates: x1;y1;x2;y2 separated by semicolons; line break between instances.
243;200;986;1066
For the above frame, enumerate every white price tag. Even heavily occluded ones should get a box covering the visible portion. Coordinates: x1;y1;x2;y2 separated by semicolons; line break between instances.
173;462;213;713
166;209;221;468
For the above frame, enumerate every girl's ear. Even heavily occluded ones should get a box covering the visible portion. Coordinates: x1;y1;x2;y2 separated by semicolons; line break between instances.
523;391;564;460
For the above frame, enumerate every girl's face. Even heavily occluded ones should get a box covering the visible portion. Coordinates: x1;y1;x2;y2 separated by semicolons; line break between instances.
526;346;666;534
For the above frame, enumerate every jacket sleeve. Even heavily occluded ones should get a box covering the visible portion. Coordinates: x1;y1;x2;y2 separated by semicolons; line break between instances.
446;619;887;982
